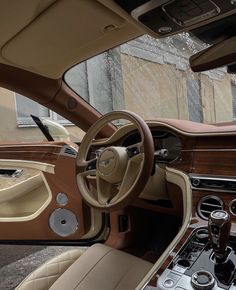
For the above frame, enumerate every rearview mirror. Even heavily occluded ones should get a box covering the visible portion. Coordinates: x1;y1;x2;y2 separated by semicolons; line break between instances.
42;119;71;141
190;36;236;72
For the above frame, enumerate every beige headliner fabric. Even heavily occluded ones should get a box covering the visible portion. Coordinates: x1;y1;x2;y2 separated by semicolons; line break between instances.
0;0;142;78
0;0;56;49
0;1;235;78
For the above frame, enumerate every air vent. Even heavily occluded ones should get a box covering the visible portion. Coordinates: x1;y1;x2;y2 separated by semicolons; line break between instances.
64;147;76;156
197;195;224;220
60;145;77;158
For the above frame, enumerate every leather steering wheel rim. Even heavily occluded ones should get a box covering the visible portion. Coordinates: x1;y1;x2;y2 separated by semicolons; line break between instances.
76;110;154;211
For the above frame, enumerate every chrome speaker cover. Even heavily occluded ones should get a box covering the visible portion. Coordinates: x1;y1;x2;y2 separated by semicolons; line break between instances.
49;208;78;237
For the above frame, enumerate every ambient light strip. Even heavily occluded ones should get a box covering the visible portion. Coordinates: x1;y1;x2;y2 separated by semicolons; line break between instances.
137;167;192;290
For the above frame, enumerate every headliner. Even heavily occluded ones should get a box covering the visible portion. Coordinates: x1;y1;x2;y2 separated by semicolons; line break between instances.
0;0;143;79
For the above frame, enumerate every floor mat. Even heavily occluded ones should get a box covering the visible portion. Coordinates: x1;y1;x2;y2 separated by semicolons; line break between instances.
124;208;182;264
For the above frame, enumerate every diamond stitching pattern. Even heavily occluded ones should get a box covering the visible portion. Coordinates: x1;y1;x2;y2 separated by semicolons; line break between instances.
16;249;85;290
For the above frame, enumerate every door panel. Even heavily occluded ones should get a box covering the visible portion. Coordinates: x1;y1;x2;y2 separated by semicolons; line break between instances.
0;167;42;203
0;167;51;220
0;142;106;242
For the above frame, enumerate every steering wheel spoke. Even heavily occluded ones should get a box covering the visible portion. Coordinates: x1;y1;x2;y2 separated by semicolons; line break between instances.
111;152;144;203
126;142;143;158
96;174;114;205
79;169;96;178
77;158;97;176
76;110;154;211
85;158;97;171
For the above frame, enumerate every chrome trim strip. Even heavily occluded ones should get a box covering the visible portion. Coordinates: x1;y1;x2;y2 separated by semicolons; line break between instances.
189;174;236;193
229;199;236;216
183;149;236;152
192;187;236;194
197;195;223;220
0;168;23;178
189;174;236;183
131;0;169;20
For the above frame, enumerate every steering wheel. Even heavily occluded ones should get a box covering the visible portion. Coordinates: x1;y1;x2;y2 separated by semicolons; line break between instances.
76;110;154;211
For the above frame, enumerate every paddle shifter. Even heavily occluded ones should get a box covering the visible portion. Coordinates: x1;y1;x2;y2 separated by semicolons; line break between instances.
208;210;231;262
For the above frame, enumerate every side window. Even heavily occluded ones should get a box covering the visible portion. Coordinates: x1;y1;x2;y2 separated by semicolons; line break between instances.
15;94;70;126
187;77;203;122
15;94;50;126
231;82;236;119
0;88;83;142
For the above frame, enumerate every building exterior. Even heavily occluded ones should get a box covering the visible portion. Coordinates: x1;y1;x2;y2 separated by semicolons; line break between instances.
0;34;236;143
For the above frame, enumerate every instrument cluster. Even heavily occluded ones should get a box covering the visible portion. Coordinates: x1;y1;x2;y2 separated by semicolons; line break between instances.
122;129;182;163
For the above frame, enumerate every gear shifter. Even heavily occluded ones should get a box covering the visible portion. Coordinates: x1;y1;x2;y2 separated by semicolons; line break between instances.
208;210;231;262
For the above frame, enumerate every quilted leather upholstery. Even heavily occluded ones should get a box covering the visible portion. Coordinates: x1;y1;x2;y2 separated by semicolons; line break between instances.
16;244;153;290
15;248;86;290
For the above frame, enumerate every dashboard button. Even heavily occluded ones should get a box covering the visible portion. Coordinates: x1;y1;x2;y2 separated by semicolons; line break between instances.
192;179;200;187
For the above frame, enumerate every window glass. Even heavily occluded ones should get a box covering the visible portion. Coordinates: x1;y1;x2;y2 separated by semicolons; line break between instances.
232;82;236;119
187;77;202;122
65;33;236;124
0;89;84;142
15;94;50;125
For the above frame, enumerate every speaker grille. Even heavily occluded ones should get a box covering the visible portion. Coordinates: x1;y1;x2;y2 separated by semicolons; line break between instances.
49;208;78;237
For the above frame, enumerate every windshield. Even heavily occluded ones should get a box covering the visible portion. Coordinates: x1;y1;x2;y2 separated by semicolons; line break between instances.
65;33;236;124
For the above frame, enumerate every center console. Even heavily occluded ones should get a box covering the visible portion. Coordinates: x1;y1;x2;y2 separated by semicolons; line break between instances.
153;210;236;290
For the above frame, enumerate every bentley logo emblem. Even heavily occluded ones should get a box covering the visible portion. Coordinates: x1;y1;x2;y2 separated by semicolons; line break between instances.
99;156;114;167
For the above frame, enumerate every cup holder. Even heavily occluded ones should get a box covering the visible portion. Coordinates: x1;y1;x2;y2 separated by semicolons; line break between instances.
177;259;191;268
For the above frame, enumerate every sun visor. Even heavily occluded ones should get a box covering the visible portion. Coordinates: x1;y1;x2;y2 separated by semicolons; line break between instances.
1;0;134;78
0;0;56;49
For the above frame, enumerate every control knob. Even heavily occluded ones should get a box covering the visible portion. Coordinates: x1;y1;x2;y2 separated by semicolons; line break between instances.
192;178;201;187
191;271;215;290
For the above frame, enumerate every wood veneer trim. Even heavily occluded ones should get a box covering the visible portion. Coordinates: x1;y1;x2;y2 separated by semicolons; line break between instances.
0;144;63;165
144;188;236;287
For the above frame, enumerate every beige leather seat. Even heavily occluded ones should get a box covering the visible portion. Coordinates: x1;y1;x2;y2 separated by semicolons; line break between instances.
16;244;153;290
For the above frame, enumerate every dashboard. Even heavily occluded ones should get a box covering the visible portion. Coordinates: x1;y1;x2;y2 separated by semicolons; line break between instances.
86;118;236;289
122;120;236;289
89;119;236;224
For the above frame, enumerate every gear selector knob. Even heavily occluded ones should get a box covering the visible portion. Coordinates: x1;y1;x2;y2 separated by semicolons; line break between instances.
208;210;231;261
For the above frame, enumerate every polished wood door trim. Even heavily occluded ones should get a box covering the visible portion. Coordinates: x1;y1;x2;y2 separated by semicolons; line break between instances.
0;144;62;165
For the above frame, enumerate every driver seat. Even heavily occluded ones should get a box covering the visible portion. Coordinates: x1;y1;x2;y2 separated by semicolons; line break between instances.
16;243;153;290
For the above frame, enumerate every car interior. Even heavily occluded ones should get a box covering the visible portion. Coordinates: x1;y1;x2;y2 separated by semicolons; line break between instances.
1;0;236;290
